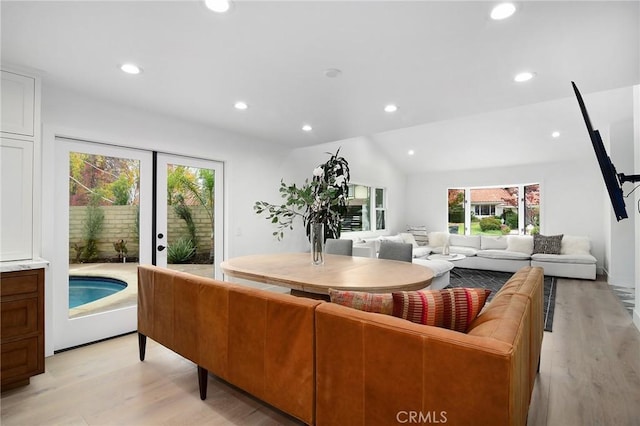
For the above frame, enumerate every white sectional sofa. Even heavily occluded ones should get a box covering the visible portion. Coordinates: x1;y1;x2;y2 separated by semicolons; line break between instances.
352;236;453;290
354;232;597;280
420;232;597;280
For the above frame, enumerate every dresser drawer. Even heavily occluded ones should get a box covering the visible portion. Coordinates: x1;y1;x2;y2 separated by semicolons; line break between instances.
1;336;41;383
0;269;40;297
1;297;38;339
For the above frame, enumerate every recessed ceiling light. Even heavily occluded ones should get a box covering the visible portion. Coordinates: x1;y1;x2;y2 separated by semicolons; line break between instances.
302;124;313;132
205;0;231;13
514;71;535;82
384;104;398;113
490;3;516;20
234;101;248;110
324;68;342;78
408;150;415;156
120;63;142;75
551;131;561;138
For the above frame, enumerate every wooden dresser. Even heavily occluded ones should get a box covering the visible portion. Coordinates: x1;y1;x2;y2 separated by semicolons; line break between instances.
1;267;45;391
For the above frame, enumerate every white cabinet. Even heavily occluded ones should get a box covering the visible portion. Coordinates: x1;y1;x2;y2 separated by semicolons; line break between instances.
1;69;40;262
1;71;35;137
1;138;33;261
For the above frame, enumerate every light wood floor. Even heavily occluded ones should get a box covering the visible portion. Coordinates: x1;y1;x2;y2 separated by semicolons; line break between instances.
1;277;639;426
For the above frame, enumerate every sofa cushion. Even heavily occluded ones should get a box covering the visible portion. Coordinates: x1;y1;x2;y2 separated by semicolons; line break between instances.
561;235;591;255
481;235;509;250
391;287;491;333
427;231;449;248
328;289;394;315
477;249;531;260
533;234;563;254
412;246;432;258
449;234;481;249
506;235;534;255
449;246;479;256
412;258;454;277
530;253;597;264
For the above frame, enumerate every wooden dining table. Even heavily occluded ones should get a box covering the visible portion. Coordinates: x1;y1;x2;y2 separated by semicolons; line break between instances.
220;252;434;296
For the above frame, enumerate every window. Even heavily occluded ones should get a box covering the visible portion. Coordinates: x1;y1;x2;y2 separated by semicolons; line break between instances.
343;184;386;232
447;184;540;235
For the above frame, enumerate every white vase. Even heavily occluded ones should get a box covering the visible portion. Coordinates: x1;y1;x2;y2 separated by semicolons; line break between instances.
310;222;325;265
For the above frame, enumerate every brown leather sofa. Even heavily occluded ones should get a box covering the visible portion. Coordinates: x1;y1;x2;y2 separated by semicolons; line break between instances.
137;265;321;425
138;265;543;426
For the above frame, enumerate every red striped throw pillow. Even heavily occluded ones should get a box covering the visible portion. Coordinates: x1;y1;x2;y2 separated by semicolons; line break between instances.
392;288;491;333
328;289;394;315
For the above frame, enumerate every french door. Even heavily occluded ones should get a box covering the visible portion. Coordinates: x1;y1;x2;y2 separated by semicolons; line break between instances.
53;138;223;350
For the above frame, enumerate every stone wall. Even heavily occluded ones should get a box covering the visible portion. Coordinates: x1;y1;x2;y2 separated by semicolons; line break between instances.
69;205;212;261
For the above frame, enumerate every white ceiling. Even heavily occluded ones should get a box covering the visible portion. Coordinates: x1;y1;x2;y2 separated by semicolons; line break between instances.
2;1;638;172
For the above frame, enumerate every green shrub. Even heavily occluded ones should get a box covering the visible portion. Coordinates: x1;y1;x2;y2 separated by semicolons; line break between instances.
167;236;196;264
504;210;518;229
479;216;502;232
448;206;464;224
501;224;511;235
82;204;104;261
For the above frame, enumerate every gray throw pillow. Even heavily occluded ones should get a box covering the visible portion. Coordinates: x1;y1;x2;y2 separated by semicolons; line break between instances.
533;234;563;254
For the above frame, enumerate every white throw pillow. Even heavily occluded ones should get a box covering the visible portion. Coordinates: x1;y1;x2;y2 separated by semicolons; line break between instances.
481;235;508;250
427;231;449;248
381;235;405;244
399;232;419;248
506;235;534;255
449;234;481;249
561;235;591;255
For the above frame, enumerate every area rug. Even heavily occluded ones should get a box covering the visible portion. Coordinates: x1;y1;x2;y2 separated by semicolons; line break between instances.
447;269;556;332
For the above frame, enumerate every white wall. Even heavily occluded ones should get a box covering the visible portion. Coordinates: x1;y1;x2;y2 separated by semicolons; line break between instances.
405;160;607;272
608;119;636;286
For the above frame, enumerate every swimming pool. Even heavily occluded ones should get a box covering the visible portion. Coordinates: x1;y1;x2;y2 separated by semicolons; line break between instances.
69;276;128;308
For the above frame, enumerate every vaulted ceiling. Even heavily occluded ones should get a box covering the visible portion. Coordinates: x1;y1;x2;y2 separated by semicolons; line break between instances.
2;1;638;172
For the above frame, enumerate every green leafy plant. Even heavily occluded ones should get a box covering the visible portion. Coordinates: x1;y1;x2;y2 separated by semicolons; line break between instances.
479;216;502;232
503;210;518;229
81;203;104;261
254;149;350;241
167;166;215;261
167;236;196;264
110;175;132;205
173;197;198;248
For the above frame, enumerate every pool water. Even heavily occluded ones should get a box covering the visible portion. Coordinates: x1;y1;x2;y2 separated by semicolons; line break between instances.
69;276;128;308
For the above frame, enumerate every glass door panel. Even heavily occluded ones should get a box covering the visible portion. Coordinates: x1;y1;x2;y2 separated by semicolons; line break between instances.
524;184;541;235
469;187;518;235
447;188;465;234
68;151;141;319
53;138;152;351
156;154;223;280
